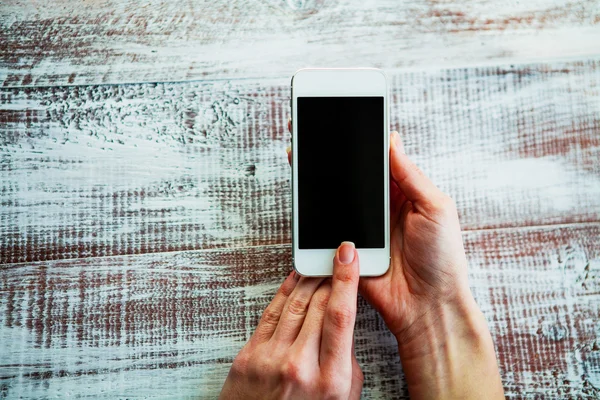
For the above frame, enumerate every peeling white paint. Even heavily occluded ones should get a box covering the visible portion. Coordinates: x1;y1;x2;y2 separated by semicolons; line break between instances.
1;224;599;398
1;1;600;86
1;1;600;396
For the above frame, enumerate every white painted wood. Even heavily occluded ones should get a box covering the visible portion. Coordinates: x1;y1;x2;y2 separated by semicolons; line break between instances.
0;223;598;398
1;59;599;264
1;0;599;86
1;2;600;395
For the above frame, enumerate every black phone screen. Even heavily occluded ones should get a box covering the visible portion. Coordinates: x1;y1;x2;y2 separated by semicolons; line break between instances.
296;96;385;249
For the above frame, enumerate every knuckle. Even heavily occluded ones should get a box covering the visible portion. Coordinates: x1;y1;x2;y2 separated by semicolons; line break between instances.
328;305;354;330
431;194;456;215
334;268;357;284
260;306;280;327
408;161;422;175
320;378;346;398
353;365;364;384
248;351;274;379
279;279;296;297
287;297;309;317
357;370;365;385
231;351;250;376
281;359;309;385
409;162;428;181
313;289;331;313
442;195;457;210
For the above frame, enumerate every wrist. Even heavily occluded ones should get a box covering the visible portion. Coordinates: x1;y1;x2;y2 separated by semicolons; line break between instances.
395;290;488;358
396;290;503;399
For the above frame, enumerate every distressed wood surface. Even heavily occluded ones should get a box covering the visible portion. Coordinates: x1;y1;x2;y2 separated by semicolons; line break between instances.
2;59;599;265
1;0;600;87
2;0;600;397
0;223;599;398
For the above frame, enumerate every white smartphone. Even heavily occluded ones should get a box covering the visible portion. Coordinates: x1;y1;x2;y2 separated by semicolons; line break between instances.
291;68;390;276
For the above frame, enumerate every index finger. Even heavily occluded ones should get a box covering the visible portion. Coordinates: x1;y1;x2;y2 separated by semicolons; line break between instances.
320;242;359;370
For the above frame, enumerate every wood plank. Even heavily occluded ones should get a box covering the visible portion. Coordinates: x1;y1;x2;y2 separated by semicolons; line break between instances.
0;223;598;398
2;59;600;264
1;0;600;86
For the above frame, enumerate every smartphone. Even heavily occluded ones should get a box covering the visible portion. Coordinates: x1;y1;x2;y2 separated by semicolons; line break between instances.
291;68;390;276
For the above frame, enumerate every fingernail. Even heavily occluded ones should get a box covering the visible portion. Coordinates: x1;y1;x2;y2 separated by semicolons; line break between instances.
338;241;355;265
285;146;291;154
392;132;405;154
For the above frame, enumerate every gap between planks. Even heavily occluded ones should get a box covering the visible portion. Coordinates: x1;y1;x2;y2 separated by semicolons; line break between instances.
1;221;597;268
2;54;599;90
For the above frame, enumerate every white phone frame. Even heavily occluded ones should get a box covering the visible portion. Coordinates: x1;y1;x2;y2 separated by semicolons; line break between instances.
291;68;390;277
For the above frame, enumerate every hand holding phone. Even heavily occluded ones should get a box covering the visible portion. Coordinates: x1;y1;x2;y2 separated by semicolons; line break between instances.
221;68;503;400
358;132;504;400
286;127;504;399
219;242;364;400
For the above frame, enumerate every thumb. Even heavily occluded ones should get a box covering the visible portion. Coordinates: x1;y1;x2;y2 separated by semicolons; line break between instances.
390;131;444;207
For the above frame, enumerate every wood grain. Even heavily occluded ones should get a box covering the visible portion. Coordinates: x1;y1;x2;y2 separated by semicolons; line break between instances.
2;3;600;397
0;223;598;398
1;59;599;264
1;0;600;86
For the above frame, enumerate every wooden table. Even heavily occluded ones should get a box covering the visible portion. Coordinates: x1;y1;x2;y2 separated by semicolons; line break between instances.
1;1;599;398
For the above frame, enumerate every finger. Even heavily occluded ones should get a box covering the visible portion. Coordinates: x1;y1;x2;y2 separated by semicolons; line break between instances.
288;118;292;133
320;242;359;370
271;277;324;344
390;132;406;211
391;130;404;154
390;131;444;207
293;282;331;355
349;354;364;399
252;272;299;343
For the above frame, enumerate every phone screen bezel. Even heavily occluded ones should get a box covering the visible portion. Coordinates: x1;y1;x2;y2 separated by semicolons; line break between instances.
291;68;390;277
